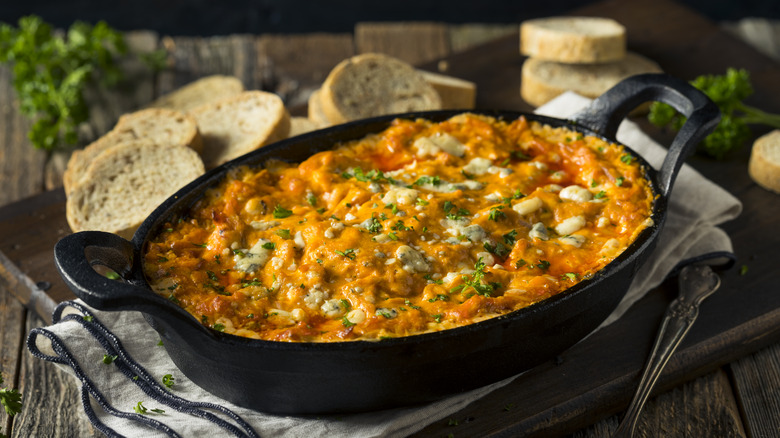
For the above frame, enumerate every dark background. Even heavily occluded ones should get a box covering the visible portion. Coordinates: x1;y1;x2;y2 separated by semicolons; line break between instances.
1;0;778;36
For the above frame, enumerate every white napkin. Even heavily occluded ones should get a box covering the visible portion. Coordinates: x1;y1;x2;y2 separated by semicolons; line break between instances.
27;92;741;438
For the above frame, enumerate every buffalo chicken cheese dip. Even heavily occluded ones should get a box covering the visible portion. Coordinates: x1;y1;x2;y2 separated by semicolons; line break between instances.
143;114;654;342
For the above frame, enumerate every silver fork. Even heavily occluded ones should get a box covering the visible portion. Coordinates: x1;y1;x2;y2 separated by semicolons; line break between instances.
613;264;722;438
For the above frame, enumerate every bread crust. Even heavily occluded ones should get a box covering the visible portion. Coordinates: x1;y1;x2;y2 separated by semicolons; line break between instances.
749;129;780;194
520;17;626;64
319;53;441;124
148;75;245;112
189;90;291;169
63;108;202;193
521;52;662;107
66;140;205;238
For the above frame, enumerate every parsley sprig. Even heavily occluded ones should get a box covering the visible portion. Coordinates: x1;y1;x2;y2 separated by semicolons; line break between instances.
0;16;129;150
451;258;501;297
648;68;780;159
0;372;22;417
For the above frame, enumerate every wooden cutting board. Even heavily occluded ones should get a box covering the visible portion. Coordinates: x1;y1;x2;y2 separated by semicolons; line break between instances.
1;0;779;435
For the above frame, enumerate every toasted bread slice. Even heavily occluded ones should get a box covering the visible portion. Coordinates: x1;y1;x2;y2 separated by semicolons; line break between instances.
418;70;476;110
319;53;441;124
749;129;780;194
289;116;323;137
520;16;626;64
63;108;202;193
520;52;662;107
148;75;245;112
65;140;205;238
307;89;332;127
189;90;291;169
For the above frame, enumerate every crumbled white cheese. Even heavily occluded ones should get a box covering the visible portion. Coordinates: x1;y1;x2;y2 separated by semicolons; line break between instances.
304;284;327;309
529;222;549;241
395;245;430;273
555;215;586;235
233;238;273;273
382;187;419;206
463;158;493;176
559;234;587;247
559;185;593;202
321;298;347;318
250;220;280;230
513;197;543;216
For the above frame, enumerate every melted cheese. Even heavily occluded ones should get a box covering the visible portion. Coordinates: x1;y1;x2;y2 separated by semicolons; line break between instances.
143;114;654;342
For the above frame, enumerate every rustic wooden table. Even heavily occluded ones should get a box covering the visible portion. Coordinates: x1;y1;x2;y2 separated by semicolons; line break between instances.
2;1;780;436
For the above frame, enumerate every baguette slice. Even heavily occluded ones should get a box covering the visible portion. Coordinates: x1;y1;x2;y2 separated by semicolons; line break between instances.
319;53;441;124
520;52;662;107
289;116;323;137
148;75;245;112
307;89;332;127
63;108;202;193
190;90;291;169
418;70;476;109
749;129;780;194
66;140;205;239
520;16;626;64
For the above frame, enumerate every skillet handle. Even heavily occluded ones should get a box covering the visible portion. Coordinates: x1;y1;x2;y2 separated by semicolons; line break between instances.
54;231;204;332
571;73;720;197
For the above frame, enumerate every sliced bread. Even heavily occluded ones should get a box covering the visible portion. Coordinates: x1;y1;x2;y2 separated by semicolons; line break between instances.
148;75;245;112
65;140;205;239
63;108;202;193
418;70;476;109
749;129;780;194
307;89;332;127
289;116;323;137
520;17;626;64
189;90;291;169
319;53;441;124
520;52;662;107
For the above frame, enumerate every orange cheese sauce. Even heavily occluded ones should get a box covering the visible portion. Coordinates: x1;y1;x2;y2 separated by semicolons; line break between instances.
143;114;654;342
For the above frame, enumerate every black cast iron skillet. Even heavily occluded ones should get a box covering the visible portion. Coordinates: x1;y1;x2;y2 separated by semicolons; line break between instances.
54;74;719;415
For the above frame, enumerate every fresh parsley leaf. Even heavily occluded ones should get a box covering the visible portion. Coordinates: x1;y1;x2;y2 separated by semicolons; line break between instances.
335;248;356;259
261;242;276;250
488;205;506;222
275;229;291;239
0;373;22;417
162;374;175;388
272;205;293;219
133;401;148;414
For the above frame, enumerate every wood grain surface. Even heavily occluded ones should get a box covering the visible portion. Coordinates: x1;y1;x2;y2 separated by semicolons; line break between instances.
1;0;780;436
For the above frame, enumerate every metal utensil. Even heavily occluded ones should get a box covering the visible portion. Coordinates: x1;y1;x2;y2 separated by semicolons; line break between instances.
613;264;721;437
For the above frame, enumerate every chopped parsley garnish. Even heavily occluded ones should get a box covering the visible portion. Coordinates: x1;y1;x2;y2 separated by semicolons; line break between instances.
620;154;634;164
503;229;518;245
335;249;356;260
450;258;500;297
616;177;625;187
162;374;175;388
387;232;399;241
416;197;429;206
404;299;421;310
133;401;148;414
207;270;219;282
104;270;120;280
594;191;607;199
423;273;443;284
391;220;412;231
563;272;578;280
513;189;525;199
367;216;383;233
432;314;443;323
102;354;118;364
261;242;276;250
232;248;245;256
306;194;317;206
443;201;470;220
341;316;356;327
213;324;225;332
339;299;351;310
241;279;262;288
511;150;531;160
192;243;207;248
488;205;506;221
483;241;511;258
428;294;449;302
515;259;527;269
536;260;551;270
316;207;326;214
385;203;399;215
82;315;94;322
275;229;291;239
413;175;441;186
272;205;293;218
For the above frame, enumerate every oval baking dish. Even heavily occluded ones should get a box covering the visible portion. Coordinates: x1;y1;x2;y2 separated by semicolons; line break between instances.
54;74;719;414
